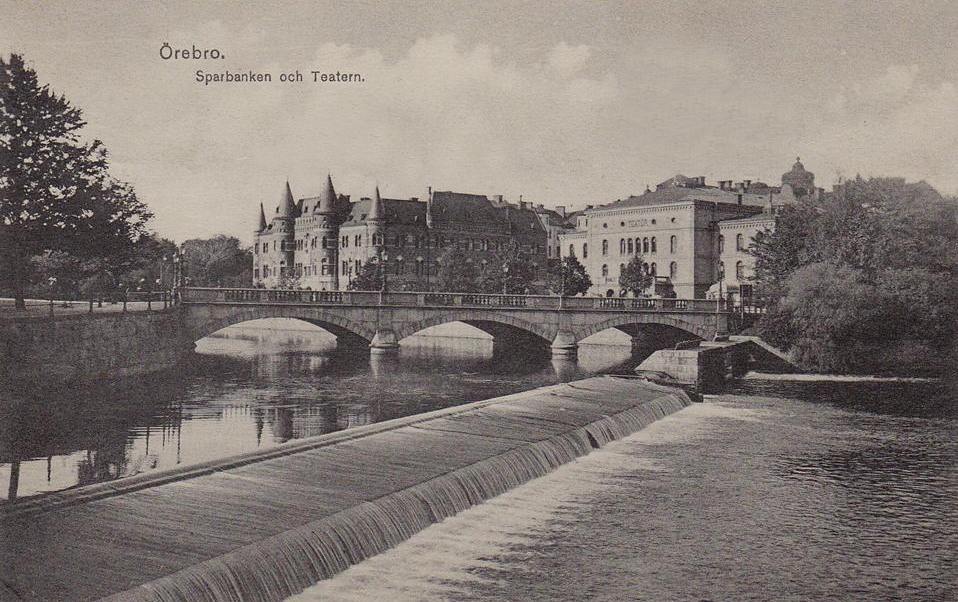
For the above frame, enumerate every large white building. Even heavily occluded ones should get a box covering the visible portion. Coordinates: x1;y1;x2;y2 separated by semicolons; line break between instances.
559;158;819;299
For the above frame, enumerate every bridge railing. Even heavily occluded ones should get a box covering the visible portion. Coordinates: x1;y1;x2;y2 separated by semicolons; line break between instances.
178;287;727;312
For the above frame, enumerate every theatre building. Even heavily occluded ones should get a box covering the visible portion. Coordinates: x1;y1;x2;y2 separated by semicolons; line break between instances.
559;158;820;300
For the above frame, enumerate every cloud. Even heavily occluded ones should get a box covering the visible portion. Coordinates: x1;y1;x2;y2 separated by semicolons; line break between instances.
814;66;958;191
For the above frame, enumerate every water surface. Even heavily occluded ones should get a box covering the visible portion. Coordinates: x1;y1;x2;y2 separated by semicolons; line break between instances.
0;322;634;502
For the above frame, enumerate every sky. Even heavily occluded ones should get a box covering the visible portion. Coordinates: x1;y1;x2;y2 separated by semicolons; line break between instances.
4;0;957;243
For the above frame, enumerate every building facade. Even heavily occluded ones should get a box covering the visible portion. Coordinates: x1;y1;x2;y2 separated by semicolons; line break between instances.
558;158;820;299
253;177;549;291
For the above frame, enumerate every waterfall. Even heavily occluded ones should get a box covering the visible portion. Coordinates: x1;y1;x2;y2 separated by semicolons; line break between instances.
99;378;690;602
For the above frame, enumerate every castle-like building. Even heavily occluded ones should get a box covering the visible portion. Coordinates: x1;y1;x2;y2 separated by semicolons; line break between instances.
252;176;549;290
557;158;821;299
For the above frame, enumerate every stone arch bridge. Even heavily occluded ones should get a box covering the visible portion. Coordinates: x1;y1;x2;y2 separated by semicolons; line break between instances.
179;288;731;357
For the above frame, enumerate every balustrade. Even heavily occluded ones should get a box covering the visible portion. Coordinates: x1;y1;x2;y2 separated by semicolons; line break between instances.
177;287;728;313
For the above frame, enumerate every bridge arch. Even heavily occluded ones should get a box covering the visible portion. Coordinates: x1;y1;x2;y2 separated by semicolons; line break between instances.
574;314;712;342
184;306;376;345
395;310;554;346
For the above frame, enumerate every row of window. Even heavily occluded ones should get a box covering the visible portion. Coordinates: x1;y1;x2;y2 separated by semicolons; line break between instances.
568;235;678;259
600;261;678;280
718;234;748;253
718;261;746;280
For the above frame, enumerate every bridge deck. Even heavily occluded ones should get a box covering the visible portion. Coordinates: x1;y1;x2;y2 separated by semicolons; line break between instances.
0;376;689;602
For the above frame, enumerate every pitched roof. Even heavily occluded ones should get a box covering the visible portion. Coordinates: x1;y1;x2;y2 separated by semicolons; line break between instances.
593;185;773;212
368;186;385;221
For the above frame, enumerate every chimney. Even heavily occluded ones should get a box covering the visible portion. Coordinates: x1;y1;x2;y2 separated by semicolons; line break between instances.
535;203;544;210
519;201;529;210
735;182;745;192
360;197;371;202
585;204;594;210
744;179;752;189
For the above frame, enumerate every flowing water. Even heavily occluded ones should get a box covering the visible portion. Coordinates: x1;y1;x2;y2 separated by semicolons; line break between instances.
0;321;634;503
288;379;957;602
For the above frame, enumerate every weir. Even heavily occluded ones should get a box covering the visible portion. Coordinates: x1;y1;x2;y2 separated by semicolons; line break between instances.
0;376;690;602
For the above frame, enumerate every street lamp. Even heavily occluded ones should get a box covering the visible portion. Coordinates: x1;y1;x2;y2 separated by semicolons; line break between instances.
502;264;510;295
379;249;389;293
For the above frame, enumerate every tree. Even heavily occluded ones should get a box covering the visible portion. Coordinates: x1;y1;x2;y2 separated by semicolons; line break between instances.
435;246;480;292
347;261;383;291
545;255;592;296
1;54;152;308
180;235;251;287
480;243;538;294
619;255;653;296
748;177;958;374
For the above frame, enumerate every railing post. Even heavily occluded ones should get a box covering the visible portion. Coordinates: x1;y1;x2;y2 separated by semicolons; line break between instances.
88;298;94;313
49;298;54;317
147;295;152;311
122;291;127;313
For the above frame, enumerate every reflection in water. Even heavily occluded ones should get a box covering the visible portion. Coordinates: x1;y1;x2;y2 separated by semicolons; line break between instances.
0;325;634;502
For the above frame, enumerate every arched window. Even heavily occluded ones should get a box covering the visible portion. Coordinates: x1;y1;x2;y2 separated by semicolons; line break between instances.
718;235;725;254
651;237;657;253
736;234;744;251
601;264;609;277
620;238;626;254
669;261;678;280
736;261;744;280
643;237;649;253
602;239;609;256
627;239;634;253
569;244;575;257
583;243;588;258
650;262;657;276
670;235;677;254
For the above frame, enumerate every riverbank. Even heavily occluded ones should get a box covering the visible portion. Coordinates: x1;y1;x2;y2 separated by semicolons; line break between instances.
1;376;690;602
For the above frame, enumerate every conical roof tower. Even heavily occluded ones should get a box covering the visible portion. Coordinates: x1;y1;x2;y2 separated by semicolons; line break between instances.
255;203;267;232
276;181;296;218
369;185;385;221
316;174;337;215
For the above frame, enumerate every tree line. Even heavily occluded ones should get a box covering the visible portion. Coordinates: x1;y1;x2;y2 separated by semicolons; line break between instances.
748;176;958;375
1;53;251;304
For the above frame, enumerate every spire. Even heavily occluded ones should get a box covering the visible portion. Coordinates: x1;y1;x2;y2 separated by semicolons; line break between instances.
256;203;267;232
276;181;296;218
316;174;337;214
369;185;385;221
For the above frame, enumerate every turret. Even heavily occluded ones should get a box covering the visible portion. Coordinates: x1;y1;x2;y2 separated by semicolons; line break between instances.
368;185;387;255
255;203;267;233
272;181;297;285
313;174;340;290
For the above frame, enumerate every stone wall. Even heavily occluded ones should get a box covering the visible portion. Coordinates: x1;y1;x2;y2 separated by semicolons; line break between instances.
0;311;192;388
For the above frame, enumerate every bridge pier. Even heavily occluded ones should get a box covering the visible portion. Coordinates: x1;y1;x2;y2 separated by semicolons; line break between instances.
369;328;400;354
551;330;578;358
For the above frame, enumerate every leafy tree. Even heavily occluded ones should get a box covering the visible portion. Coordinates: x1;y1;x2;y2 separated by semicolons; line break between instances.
1;54;152;308
545;255;592;296
180;235;251;287
480;243;538;294
347;261;383;291
748;177;958;374
436;246;481;293
619;255;653;296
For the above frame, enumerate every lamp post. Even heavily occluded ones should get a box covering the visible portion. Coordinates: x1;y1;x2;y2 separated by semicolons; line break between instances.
502;264;509;295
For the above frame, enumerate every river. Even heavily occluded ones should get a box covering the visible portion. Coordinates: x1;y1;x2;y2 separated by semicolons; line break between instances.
2;322;955;600
289;378;957;602
0;321;634;503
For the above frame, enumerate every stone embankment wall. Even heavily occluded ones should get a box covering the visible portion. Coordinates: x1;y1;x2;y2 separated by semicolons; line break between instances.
0;311;191;388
